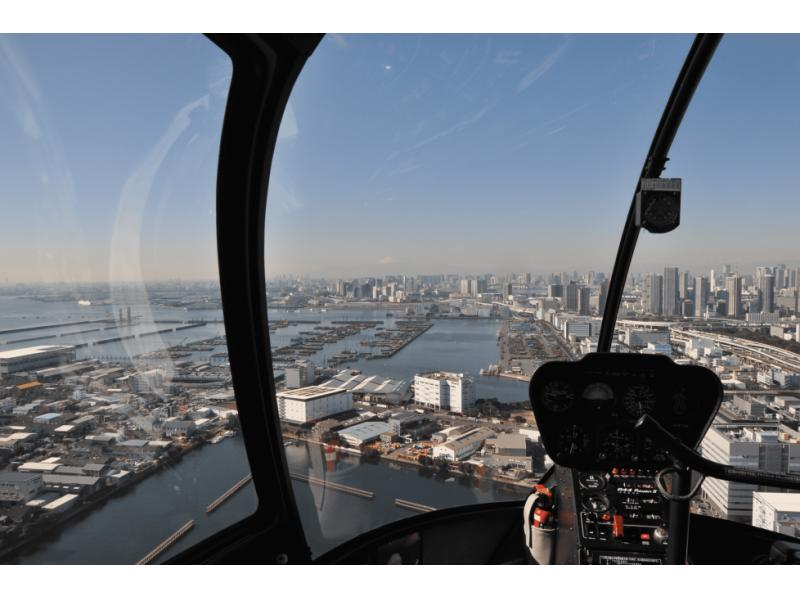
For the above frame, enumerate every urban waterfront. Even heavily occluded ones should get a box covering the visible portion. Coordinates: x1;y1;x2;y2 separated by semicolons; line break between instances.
1;296;533;562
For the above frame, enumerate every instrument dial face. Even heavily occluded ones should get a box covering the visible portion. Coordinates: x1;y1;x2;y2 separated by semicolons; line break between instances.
556;424;590;458
582;382;615;404
579;472;607;490
581;493;611;513
541;380;575;413
623;384;657;418
600;428;635;460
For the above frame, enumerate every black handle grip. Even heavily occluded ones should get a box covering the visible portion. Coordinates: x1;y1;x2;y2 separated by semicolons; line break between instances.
635;415;800;491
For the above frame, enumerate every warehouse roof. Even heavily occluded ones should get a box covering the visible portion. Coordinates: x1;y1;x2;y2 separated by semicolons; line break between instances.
338;421;391;443
0;345;74;360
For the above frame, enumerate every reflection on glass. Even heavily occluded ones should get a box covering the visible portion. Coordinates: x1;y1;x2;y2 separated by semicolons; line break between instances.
0;34;256;564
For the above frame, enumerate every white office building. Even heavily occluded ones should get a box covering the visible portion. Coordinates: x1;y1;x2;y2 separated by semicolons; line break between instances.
414;372;475;414
701;425;800;523
752;492;800;537
284;359;315;389
276;386;353;424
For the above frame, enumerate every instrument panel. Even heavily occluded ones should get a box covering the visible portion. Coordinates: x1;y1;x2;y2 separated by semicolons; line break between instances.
529;353;722;470
575;467;669;564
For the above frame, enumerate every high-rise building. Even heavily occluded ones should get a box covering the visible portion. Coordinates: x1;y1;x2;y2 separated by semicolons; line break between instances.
646;273;663;315
599;280;609;315
565;282;579;311
679;271;690;301
710;268;717;292
694;276;709;318
760;273;775;314
796;267;800;314
548;284;563;298
577;286;591;316
726;274;742;318
460;278;471;296
776;264;787;289
663;267;679;316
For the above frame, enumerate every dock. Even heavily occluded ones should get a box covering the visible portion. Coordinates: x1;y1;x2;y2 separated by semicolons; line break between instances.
136;519;194;565
395;498;436;513
206;474;253;513
290;472;374;499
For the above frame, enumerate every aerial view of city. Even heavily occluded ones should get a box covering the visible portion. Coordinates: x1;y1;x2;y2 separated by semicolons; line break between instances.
3;262;800;561
2;31;800;567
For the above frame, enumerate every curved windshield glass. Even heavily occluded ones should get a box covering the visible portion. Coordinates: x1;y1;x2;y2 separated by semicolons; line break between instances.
0;34;256;563
613;34;800;535
267;33;693;556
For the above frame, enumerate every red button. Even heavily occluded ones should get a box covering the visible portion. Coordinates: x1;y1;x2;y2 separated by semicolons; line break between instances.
640;533;651;541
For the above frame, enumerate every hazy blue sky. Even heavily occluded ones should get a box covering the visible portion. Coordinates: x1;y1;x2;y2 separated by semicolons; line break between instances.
1;34;799;283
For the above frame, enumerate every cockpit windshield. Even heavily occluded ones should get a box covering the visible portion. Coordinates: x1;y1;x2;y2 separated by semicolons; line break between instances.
266;33;695;556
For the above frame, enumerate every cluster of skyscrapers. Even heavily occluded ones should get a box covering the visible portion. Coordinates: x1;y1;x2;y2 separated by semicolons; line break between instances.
634;264;800;320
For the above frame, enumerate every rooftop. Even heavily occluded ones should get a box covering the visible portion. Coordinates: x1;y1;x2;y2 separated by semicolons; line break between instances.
754;492;800;512
0;471;42;483
277;385;349;401
0;345;74;360
338;420;392;442
416;371;466;382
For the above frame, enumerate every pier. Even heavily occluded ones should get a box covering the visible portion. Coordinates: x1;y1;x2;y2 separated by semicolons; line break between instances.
206;474;253;513
136;519;194;565
289;472;374;499
395;498;436;513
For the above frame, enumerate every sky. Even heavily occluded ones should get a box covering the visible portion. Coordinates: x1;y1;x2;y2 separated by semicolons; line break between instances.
1;34;799;283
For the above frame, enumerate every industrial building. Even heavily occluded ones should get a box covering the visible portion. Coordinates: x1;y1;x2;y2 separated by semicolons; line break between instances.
432;427;495;461
413;371;475;414
276;385;353;424
0;345;76;375
319;369;411;404
483;433;533;472
337;421;392;447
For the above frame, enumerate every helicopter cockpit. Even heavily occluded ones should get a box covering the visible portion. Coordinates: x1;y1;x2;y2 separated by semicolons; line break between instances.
3;30;800;569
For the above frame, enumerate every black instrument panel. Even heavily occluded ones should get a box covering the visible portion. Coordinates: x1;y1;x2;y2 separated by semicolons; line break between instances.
529;353;722;470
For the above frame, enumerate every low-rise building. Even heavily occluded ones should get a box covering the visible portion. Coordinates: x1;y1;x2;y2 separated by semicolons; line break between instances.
432;427;495;461
337;421;392;447
0;345;76;375
319;370;411;405
0;471;43;503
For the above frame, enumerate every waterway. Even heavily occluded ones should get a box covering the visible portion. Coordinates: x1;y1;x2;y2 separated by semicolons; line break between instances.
3;298;532;562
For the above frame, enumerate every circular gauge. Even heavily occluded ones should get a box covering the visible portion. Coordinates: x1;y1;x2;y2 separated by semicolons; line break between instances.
581;493;611;513
579;472;607;490
556;424;590;458
600;428;636;460
582;382;615;404
642;436;667;463
540;380;575;413
671;390;689;416
623;384;657;418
